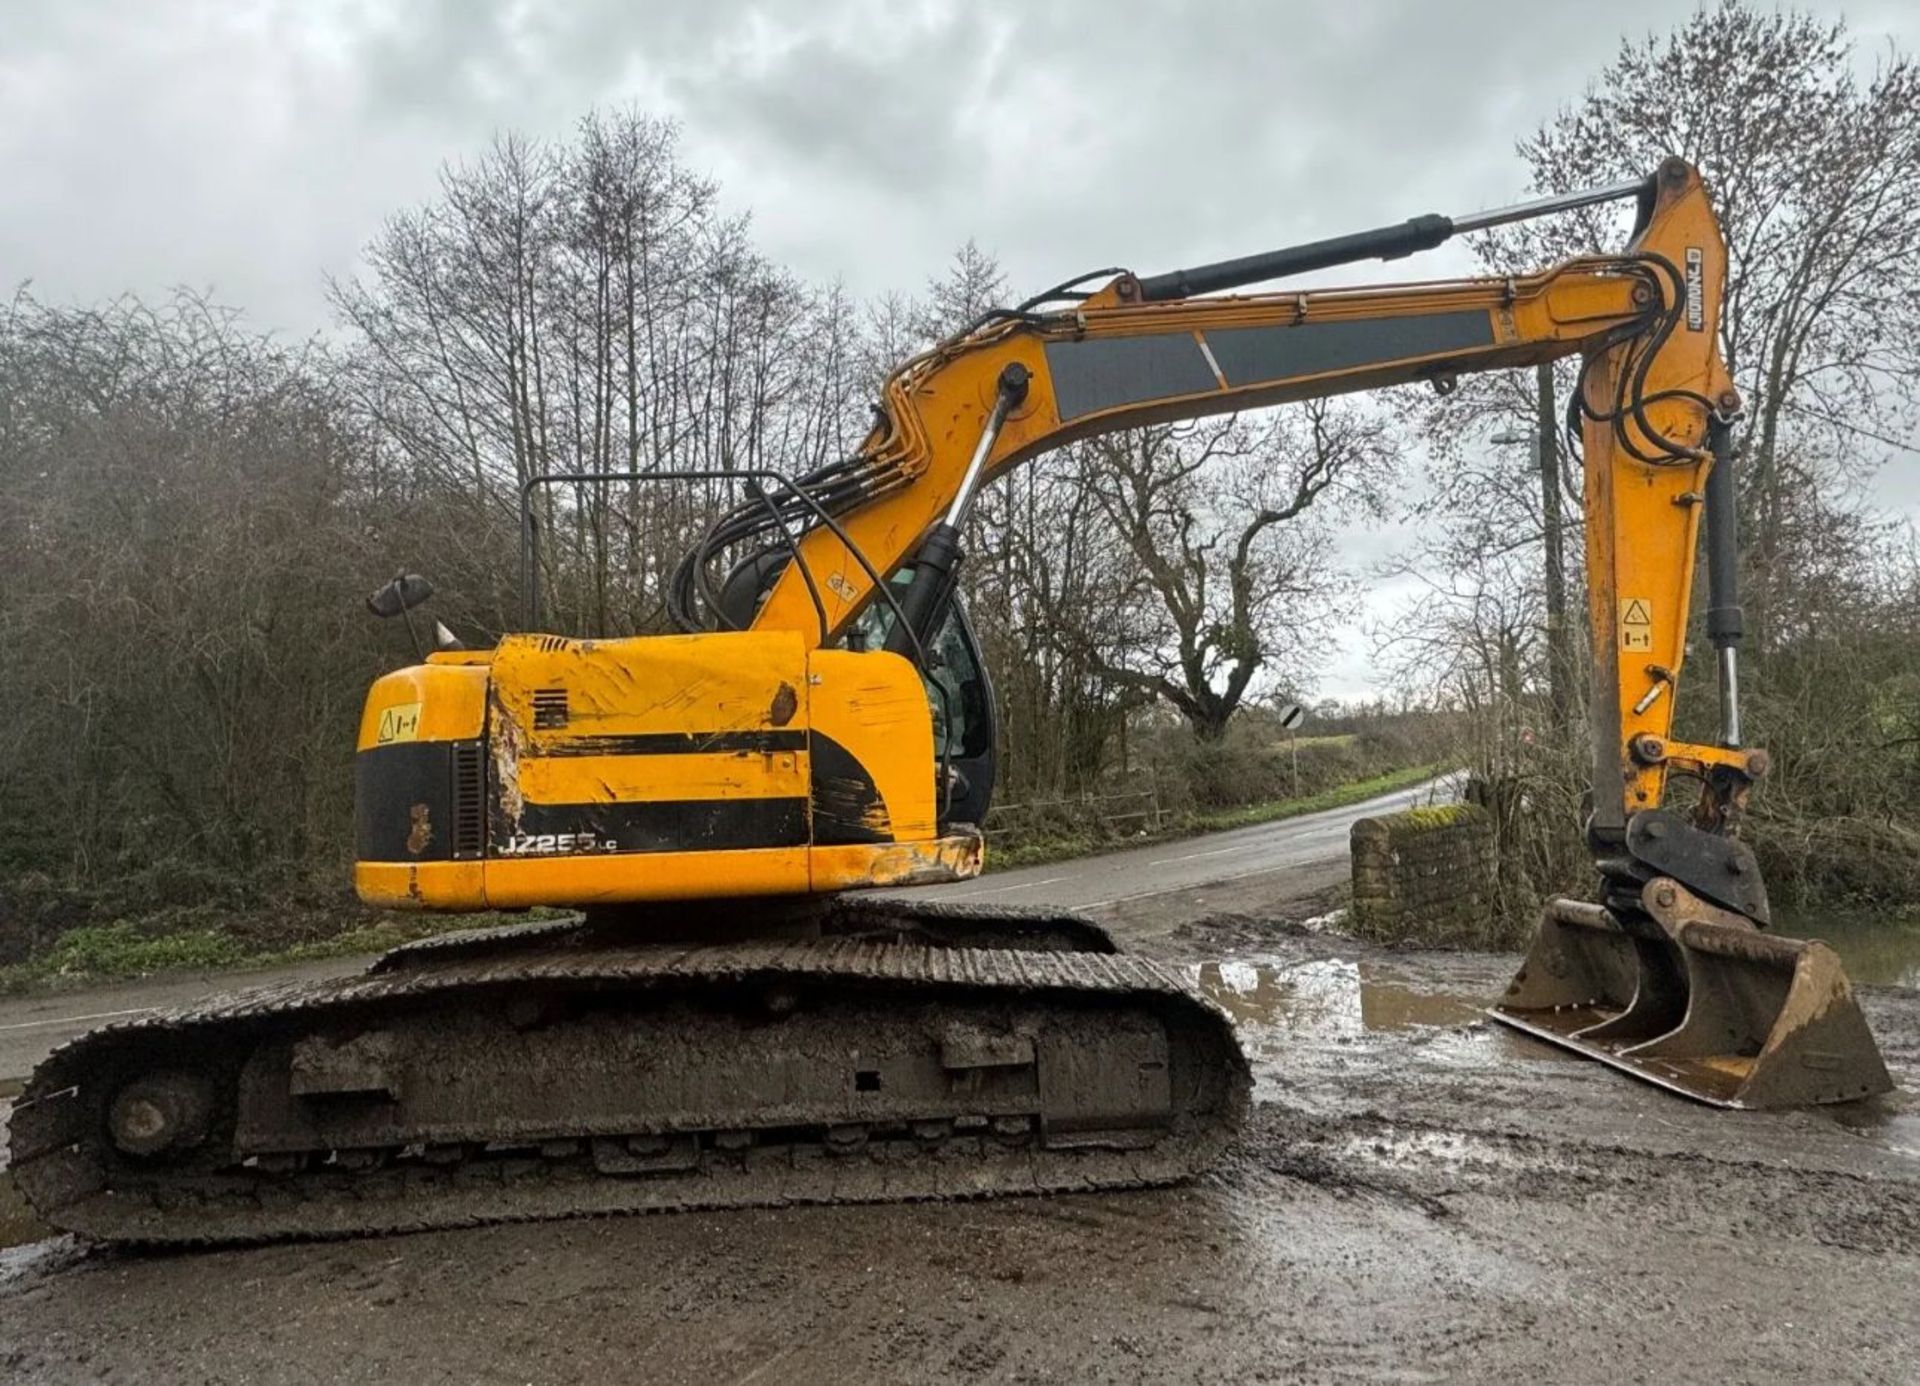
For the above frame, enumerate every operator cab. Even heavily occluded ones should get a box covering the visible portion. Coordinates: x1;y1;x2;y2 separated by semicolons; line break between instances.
847;582;997;831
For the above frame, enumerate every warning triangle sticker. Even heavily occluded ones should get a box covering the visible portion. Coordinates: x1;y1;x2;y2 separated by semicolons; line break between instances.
1622;599;1652;626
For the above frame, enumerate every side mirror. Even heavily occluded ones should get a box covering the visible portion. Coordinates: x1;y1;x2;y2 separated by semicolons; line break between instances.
367;574;434;619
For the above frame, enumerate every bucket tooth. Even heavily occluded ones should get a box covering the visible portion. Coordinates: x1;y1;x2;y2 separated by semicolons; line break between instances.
1492;883;1892;1108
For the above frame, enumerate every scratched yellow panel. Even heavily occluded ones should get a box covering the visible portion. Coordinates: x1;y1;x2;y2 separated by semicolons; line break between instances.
491;630;808;750
516;751;806;804
807;648;937;842
485;846;813;907
357;663;488;749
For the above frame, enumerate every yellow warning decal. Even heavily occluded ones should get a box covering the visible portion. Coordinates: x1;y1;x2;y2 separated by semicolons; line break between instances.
377;701;423;745
1620;598;1653;652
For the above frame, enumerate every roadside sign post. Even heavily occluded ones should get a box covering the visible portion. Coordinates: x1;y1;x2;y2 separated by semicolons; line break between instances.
1278;702;1306;796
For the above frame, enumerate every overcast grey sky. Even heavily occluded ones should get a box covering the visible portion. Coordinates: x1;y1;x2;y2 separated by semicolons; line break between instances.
4;0;1916;696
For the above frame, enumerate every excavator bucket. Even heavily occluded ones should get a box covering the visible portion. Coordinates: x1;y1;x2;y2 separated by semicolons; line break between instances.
1491;889;1892;1108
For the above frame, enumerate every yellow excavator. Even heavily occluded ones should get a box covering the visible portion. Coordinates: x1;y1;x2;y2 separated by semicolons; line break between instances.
12;158;1889;1244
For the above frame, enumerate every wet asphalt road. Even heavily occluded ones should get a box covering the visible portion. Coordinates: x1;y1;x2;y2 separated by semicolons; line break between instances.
907;775;1454;913
0;776;1452;1087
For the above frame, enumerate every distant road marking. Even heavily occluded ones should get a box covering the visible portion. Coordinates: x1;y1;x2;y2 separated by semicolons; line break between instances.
1082;884;1179;910
1150;841;1277;865
0;1005;157;1034
943;875;1069;898
1082;877;1272;911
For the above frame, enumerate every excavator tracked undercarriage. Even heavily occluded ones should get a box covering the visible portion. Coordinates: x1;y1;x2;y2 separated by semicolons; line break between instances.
14;903;1247;1245
13;156;1890;1246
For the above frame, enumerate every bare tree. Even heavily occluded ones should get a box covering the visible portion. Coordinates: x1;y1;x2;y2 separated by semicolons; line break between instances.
1072;402;1392;741
1455;1;1920;654
1404;1;1920;914
910;239;1006;343
329;110;858;639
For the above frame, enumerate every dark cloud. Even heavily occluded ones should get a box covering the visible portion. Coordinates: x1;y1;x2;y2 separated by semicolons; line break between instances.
11;0;1915;322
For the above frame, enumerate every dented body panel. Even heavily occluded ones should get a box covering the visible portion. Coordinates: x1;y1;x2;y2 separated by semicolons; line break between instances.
353;631;970;910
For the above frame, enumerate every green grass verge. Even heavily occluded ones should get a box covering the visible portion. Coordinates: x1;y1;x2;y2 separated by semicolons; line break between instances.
986;762;1448;870
0;911;555;996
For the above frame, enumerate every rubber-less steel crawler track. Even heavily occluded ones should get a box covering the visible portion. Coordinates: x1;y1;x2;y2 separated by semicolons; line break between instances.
10;906;1247;1247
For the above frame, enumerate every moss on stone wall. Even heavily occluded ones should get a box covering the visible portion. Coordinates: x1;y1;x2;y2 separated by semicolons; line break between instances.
1349;803;1523;949
1395;803;1478;831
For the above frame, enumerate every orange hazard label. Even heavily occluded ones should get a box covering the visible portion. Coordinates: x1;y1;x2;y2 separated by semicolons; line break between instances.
1620;598;1652;652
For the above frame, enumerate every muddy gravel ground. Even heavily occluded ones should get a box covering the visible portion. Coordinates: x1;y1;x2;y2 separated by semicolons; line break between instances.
1;873;1916;1384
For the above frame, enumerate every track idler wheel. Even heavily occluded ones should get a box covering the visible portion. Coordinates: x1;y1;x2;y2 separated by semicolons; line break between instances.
109;1071;214;1158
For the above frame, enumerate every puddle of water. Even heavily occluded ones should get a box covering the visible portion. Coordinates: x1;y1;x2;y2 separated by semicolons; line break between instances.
1776;908;1920;989
1192;957;1481;1037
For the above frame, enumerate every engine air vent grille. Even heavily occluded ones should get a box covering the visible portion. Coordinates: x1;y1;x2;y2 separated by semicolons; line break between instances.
450;742;485;858
537;636;570;653
532;687;570;730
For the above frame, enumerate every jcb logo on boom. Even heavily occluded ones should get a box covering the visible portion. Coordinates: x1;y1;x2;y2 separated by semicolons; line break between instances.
1684;247;1705;331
